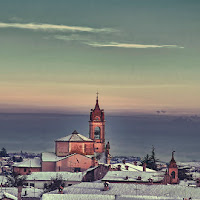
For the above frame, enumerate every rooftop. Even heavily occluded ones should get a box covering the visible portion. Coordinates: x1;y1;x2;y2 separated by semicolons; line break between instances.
56;130;93;142
46;182;200;199
0;187;43;198
25;171;84;182
13;157;41;168
41;152;76;162
111;162;156;172
102;171;164;183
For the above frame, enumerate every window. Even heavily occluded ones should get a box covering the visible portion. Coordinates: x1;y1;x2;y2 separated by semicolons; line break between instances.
171;171;175;179
74;167;81;172
94;127;100;139
24;168;27;172
30;183;35;187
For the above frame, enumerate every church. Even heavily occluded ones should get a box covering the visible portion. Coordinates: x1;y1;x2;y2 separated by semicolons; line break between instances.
13;94;111;174
13;95;179;185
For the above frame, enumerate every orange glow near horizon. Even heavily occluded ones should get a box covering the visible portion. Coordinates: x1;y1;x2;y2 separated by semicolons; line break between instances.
0;80;200;115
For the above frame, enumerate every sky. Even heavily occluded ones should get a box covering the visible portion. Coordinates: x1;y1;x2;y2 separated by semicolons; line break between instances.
0;0;200;115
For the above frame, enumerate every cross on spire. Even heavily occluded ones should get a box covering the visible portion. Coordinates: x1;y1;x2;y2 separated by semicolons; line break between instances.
96;91;99;100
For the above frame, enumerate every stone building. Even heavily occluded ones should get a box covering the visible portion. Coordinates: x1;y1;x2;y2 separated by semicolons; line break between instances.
13;95;109;174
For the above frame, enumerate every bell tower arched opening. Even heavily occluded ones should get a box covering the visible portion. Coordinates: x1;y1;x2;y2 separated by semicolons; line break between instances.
171;171;175;179
94;127;101;139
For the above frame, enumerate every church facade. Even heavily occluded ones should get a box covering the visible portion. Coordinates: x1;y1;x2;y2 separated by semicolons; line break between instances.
41;95;108;172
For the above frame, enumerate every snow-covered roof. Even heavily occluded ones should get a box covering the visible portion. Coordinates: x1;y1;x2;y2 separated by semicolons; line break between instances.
46;182;200;199
42;194;115;200
177;161;200;168
13;157;41;168
0;187;43;198
0;175;8;185
56;130;93;142
25;171;83;182
111;162;156;172
42;152;77;162
102;171;164;182
0;192;17;200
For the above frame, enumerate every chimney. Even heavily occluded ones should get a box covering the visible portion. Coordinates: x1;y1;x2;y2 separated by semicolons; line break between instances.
196;179;200;187
125;165;129;170
148;178;153;184
103;182;109;191
18;186;22;200
134;161;137;166
58;186;64;194
143;162;146;172
117;165;121;171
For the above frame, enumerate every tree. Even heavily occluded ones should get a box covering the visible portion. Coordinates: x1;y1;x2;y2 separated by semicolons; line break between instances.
6;172;26;187
44;175;65;192
141;146;159;170
0;147;7;157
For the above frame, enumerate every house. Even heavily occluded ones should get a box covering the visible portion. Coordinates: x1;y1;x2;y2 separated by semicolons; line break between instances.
0;187;43;200
42;182;198;199
82;164;110;182
13;158;41;175
102;170;164;184
13;95;110;174
24;171;84;189
41;151;97;172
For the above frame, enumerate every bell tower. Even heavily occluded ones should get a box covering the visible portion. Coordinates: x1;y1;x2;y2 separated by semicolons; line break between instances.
168;151;179;184
89;93;105;153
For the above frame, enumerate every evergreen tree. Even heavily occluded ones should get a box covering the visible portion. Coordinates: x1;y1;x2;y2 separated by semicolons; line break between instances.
141;146;159;170
0;147;7;157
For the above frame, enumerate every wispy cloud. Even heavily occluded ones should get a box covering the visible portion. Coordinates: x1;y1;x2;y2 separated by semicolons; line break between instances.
85;42;184;49
54;35;184;49
0;22;116;33
54;34;90;41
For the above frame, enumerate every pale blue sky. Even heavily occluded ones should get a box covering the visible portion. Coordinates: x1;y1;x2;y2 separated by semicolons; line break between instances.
0;0;200;114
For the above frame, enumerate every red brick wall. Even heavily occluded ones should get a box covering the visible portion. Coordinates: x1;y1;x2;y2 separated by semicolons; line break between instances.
56;141;95;156
168;167;179;184
13;167;41;175
56;141;69;157
56;154;94;172
42;161;56;172
89;121;105;153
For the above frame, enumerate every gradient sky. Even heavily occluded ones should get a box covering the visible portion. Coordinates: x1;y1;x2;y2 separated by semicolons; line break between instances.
0;0;200;114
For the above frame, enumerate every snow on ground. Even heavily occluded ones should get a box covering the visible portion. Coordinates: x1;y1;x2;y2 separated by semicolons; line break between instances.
177;161;200;168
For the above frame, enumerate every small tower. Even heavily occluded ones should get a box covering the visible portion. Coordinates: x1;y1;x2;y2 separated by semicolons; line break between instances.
89;93;105;153
168;151;179;184
105;141;111;165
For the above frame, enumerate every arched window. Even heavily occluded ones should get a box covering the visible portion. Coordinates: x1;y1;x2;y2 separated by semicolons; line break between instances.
94;127;100;139
171;171;175;179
